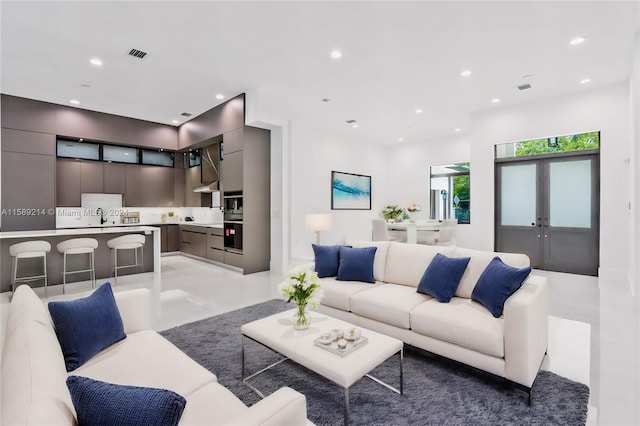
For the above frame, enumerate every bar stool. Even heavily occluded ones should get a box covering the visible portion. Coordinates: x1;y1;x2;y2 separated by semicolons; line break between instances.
107;234;145;285
9;241;51;298
56;238;99;294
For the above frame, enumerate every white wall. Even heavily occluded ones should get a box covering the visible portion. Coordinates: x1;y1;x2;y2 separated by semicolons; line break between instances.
470;83;632;281
289;121;387;259
384;135;472;247
631;31;640;295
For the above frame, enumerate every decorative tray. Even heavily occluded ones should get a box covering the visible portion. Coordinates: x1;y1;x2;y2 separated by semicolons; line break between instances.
314;336;368;357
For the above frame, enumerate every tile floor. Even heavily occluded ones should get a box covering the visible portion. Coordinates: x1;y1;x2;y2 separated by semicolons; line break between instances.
2;254;639;425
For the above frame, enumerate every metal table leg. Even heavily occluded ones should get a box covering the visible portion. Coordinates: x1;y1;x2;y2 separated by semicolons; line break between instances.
344;387;350;425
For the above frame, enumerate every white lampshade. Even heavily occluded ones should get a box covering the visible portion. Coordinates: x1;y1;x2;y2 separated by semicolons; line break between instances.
305;214;332;231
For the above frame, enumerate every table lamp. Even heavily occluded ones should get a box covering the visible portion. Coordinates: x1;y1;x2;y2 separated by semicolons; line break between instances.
305;214;332;245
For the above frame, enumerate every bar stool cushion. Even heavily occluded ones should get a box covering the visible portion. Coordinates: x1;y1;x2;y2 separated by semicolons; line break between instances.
67;375;186;426
48;283;126;371
57;238;99;255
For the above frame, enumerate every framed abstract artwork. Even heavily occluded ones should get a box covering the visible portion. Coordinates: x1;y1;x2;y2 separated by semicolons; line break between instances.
331;171;372;210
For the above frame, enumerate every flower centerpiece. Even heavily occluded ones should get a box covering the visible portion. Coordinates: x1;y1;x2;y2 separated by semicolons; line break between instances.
381;205;404;222
277;267;323;330
407;203;421;222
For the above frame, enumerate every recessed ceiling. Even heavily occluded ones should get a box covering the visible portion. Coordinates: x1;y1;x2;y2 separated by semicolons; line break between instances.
1;1;638;145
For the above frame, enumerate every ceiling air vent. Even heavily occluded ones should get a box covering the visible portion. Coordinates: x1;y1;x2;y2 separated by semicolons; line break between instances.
128;48;148;59
180;112;193;117
517;83;532;91
345;119;357;124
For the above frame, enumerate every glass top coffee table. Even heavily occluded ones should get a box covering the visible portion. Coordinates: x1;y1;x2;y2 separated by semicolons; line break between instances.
241;309;404;424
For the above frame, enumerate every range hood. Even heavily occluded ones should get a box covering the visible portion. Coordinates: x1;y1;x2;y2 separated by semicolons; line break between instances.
194;143;221;193
193;181;219;193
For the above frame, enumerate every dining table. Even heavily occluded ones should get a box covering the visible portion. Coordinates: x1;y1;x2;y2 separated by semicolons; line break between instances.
386;221;441;244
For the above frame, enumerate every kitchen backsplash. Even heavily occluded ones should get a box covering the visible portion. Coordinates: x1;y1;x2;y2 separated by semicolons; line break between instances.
56;206;223;228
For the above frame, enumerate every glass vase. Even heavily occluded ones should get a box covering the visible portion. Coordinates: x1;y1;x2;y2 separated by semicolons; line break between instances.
293;302;310;330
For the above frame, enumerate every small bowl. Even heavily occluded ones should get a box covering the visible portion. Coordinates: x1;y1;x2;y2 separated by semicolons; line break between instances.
337;338;348;349
317;334;333;345
345;328;361;341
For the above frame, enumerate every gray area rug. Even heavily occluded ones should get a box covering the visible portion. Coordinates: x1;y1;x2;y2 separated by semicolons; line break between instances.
160;300;589;425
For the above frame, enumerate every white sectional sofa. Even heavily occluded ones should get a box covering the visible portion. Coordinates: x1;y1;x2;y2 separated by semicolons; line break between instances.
315;241;549;390
1;285;308;426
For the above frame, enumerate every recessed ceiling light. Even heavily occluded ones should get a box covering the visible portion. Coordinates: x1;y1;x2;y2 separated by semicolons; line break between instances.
579;78;591;84
570;36;586;46
454;128;461;132
415;109;423;114
215;94;224;100
397;138;404;142
460;70;472;77
171;120;179;124
70;99;80;105
352;124;359;128
330;50;342;59
89;58;103;66
491;98;501;103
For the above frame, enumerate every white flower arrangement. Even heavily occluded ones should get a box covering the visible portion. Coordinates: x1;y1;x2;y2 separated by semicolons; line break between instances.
277;267;323;309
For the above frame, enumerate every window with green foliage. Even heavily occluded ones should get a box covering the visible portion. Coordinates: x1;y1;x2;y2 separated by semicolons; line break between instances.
496;131;599;159
430;162;470;224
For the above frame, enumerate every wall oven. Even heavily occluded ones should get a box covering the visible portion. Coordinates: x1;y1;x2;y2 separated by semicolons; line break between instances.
223;191;243;222
224;222;243;253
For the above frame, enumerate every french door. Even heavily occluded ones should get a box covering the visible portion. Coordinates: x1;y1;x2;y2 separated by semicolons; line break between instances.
495;153;599;275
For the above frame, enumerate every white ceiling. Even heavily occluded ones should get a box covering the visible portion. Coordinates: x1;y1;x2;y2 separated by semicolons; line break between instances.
1;1;638;145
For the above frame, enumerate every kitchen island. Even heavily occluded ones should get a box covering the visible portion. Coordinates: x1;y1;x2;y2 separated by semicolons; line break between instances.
0;226;160;294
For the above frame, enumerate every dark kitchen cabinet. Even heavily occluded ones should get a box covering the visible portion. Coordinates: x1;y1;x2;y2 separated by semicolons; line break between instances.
104;163;126;194
56;158;82;207
207;227;224;263
161;224;180;253
2;152;56;231
184;166;201;207
80;161;104;194
139;166;174;207
221;151;243;192
125;165;141;207
180;225;207;258
223;127;243;154
174;169;185;207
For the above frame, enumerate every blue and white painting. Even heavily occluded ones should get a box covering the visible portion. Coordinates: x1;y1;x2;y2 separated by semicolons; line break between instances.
331;171;371;210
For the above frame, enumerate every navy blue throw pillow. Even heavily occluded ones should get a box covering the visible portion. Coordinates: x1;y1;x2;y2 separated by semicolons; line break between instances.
312;244;351;278
471;257;532;318
336;246;377;283
417;253;471;302
67;376;186;426
48;283;126;371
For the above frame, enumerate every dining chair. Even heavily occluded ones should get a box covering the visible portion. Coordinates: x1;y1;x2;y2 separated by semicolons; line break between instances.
436;218;458;246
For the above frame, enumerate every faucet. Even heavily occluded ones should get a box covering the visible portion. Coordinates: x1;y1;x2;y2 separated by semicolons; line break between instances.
96;208;107;225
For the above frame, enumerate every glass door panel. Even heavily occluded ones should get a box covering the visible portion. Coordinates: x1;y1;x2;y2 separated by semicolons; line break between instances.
500;163;537;226
549;159;592;228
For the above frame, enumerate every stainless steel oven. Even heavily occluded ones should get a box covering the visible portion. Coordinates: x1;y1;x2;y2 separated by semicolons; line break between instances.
223;191;243;222
224;222;243;253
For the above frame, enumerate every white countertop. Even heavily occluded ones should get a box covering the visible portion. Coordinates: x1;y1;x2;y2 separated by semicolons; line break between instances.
0;226;161;240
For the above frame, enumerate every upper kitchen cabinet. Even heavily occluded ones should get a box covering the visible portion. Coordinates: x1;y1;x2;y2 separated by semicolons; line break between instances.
1;126;56;230
104;163;126;194
56;159;82;207
1;95;57;134
184;165;202;207
80;161;104;194
139;166;175;207
1;128;56;156
2;152;56;231
223;127;243;154
221;151;243;192
125;165;141;207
